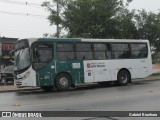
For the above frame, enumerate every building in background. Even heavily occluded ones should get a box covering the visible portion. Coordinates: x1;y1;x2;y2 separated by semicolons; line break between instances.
0;37;18;71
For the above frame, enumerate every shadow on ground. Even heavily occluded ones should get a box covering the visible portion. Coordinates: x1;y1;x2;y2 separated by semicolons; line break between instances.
15;81;149;96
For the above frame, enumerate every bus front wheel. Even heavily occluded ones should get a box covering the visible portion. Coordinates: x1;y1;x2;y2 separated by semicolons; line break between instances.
55;73;71;91
117;70;130;86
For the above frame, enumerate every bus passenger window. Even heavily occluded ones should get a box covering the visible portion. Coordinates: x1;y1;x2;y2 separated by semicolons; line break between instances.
94;52;106;60
77;52;93;60
33;49;53;63
131;43;148;58
93;43;111;60
112;43;130;59
106;52;111;59
57;43;75;60
76;43;93;60
58;52;75;60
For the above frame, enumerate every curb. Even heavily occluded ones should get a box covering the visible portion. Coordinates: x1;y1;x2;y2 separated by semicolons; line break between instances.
133;78;160;82
0;87;40;93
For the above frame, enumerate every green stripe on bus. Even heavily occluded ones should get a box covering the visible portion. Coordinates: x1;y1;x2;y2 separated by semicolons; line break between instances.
37;38;81;42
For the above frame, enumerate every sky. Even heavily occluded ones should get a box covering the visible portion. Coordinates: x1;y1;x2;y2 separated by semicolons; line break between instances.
0;0;159;39
126;0;160;13
0;0;53;39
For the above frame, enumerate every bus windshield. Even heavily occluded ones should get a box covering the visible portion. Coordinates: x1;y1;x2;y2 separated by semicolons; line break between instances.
14;39;31;70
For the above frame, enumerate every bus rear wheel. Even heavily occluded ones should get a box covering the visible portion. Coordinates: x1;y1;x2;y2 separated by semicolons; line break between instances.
117;70;130;86
55;73;71;91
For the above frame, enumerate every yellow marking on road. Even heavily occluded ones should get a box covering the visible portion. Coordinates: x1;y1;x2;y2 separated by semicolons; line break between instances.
14;104;21;106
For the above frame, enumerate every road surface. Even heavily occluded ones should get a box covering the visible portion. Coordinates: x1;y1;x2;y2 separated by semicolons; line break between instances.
0;79;160;120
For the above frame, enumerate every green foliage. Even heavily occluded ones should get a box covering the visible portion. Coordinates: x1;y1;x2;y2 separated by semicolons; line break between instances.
63;0;125;38
42;0;66;25
134;10;160;62
42;0;160;62
135;10;160;44
112;9;138;39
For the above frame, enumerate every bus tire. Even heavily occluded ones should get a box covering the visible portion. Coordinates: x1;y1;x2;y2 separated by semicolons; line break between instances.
117;70;130;86
55;73;71;91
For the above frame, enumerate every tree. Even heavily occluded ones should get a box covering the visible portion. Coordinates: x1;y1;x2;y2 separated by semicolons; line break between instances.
42;0;68;38
112;9;138;39
43;33;56;38
43;0;160;62
42;0;138;39
126;0;133;6
43;0;132;38
135;10;160;63
63;0;125;38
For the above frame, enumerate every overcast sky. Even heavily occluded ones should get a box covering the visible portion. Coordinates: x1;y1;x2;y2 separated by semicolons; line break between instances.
0;0;159;39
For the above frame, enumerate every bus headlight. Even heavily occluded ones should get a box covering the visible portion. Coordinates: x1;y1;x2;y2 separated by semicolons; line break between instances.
17;71;30;80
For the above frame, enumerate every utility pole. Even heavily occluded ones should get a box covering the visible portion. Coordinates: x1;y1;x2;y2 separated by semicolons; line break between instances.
56;3;60;38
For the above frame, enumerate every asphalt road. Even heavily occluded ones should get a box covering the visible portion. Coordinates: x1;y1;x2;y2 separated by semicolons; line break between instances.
0;79;160;120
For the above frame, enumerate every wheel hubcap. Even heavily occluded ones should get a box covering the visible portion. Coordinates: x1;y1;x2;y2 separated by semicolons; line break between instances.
121;74;127;83
59;77;68;87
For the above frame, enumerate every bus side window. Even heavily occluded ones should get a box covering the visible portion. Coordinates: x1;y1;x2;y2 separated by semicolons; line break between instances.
112;43;130;59
33;49;53;63
76;43;93;60
93;43;107;60
76;52;93;60
106;43;112;59
130;43;148;58
57;43;75;60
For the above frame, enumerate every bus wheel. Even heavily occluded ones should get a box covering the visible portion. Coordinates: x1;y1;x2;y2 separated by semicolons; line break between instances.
117;70;130;86
55;73;71;91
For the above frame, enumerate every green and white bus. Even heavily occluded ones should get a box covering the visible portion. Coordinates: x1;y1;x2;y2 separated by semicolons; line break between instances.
13;38;152;91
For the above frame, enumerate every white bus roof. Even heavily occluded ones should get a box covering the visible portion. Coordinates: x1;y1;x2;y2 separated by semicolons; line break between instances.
18;38;149;43
82;39;149;43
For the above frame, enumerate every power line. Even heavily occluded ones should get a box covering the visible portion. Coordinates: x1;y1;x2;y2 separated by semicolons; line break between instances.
0;10;47;18
0;0;41;6
0;0;49;18
0;0;42;8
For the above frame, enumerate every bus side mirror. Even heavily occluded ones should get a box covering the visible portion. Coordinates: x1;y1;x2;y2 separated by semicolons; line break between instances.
9;50;15;64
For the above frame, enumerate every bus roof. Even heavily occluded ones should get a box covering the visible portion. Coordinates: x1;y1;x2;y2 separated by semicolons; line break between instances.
82;39;148;43
26;38;149;43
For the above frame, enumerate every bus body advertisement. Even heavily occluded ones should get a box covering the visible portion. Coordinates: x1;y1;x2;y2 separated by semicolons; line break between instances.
13;38;152;91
